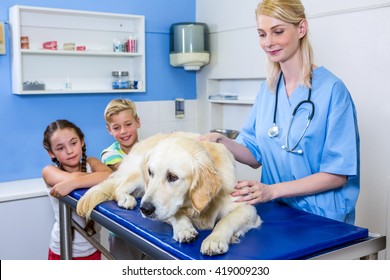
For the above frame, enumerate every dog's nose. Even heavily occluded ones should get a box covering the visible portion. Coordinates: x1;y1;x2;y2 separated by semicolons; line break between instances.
140;201;156;217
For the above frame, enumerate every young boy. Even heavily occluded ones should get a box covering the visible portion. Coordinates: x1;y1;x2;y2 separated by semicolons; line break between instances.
101;99;140;171
101;99;146;259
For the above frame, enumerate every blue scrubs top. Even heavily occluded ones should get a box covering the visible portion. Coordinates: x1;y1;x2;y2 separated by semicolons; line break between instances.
236;67;360;224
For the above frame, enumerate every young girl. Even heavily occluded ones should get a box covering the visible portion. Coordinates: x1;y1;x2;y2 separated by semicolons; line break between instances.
42;119;112;260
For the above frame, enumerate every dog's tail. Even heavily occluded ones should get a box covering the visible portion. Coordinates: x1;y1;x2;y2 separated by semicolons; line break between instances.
76;177;117;219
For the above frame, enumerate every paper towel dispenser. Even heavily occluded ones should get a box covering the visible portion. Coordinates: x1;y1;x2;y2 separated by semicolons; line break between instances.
169;22;210;71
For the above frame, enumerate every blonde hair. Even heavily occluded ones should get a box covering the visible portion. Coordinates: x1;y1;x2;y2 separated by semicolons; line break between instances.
256;0;313;90
104;99;139;126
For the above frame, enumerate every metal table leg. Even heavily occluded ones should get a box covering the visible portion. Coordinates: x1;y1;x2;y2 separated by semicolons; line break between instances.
360;252;379;260
59;200;73;260
71;219;116;260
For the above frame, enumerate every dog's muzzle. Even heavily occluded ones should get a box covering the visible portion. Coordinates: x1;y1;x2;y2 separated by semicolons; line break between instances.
140;201;156;218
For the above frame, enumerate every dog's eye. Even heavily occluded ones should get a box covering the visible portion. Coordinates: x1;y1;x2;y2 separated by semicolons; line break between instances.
148;168;154;177
166;172;178;182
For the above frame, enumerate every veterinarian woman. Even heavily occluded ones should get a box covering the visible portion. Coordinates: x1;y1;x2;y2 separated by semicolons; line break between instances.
201;0;360;224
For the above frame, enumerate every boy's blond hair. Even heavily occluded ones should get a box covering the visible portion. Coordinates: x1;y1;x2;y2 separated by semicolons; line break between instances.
104;99;139;126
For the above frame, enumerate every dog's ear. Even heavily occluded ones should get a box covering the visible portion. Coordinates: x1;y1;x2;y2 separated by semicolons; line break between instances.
189;149;222;212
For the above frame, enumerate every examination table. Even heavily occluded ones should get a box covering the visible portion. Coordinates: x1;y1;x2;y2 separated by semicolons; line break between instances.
59;189;386;260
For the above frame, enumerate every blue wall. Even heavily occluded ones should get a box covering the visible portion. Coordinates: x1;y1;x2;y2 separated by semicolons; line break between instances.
0;0;196;182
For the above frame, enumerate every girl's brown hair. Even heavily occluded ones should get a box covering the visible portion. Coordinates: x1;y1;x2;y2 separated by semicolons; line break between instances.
43;119;87;172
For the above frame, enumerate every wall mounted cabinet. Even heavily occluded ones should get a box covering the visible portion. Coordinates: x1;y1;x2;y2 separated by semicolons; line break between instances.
9;5;145;94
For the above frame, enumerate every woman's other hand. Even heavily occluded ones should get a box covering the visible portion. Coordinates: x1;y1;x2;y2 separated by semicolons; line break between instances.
232;180;274;204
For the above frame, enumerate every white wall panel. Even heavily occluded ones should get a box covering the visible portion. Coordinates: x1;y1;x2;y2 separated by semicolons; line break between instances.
302;0;390;16
197;0;259;32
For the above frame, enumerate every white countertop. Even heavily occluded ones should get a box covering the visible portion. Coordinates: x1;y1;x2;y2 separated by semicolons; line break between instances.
0;178;47;202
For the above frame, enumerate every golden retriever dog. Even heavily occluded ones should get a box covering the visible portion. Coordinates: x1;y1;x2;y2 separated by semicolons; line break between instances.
77;132;261;256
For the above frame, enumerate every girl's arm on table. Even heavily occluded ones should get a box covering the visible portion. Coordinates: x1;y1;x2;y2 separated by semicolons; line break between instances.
42;165;84;187
46;157;113;197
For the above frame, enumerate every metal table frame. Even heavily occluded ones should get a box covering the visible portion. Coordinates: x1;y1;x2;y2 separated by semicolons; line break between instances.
59;195;386;260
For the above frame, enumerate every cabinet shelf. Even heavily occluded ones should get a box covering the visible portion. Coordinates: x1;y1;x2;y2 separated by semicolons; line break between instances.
20;49;143;57
207;78;262;133
208;99;254;105
9;5;146;95
18;89;142;95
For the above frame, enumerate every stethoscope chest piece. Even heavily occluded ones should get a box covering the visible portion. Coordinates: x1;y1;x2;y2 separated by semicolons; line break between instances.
268;124;279;138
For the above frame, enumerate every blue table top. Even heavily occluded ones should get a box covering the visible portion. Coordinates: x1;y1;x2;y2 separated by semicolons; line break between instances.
70;189;368;260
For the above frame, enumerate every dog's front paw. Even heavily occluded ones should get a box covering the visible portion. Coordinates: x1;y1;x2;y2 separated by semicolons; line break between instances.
76;194;96;219
174;227;198;243
201;234;229;256
76;197;88;217
117;194;137;209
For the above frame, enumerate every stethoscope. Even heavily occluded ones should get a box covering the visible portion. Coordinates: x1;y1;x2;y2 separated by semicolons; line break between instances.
268;73;315;155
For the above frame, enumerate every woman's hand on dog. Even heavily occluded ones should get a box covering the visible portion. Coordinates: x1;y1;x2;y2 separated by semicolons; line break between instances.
232;180;274;204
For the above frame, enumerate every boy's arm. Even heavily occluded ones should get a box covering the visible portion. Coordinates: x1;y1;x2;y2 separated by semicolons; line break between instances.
101;149;123;171
107;162;120;171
